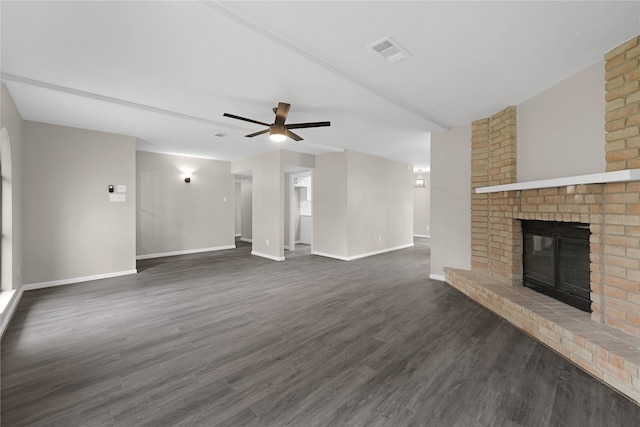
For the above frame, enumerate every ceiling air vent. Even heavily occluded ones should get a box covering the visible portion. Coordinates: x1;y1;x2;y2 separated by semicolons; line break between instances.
368;36;411;64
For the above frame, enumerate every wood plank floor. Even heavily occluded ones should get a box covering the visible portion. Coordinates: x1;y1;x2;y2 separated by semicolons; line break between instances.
2;239;640;426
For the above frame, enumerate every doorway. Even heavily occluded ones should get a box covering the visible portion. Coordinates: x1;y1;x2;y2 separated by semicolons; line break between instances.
235;172;253;251
286;170;312;256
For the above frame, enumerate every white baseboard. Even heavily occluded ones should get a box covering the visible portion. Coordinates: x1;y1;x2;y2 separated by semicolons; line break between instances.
23;269;139;291
313;243;414;261
429;274;446;281
235;233;241;237
251;251;285;261
284;245;292;250
1;288;22;338
136;245;235;260
240;237;252;243
414;234;431;238
312;251;350;261
0;289;16;314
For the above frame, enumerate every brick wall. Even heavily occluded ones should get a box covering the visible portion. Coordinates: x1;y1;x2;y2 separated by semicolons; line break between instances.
487;106;517;186
466;36;640;338
606;36;640;171
602;182;640;335
471;107;521;285
484;185;614;331
471;119;489;271
450;35;640;405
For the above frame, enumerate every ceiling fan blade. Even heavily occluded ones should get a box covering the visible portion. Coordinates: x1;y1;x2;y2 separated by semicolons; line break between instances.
245;129;269;138
223;113;270;127
286;121;331;129
285;129;303;141
274;102;290;126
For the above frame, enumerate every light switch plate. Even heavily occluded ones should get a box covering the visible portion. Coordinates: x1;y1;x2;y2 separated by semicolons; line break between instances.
110;194;126;202
117;185;127;193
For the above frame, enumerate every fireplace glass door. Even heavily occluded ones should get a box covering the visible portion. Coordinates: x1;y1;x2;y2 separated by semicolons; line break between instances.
522;221;591;312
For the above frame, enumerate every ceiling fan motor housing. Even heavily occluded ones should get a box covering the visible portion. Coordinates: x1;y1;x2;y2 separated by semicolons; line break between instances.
223;102;330;142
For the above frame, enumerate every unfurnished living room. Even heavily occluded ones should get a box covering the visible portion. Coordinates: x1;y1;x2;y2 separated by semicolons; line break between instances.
1;1;640;426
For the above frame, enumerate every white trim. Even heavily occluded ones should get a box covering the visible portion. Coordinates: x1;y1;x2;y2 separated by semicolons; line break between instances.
429;274;446;281
313;243;414;261
0;289;16;314
136;245;236;260
234;233;241;237
413;234;431;238
23;269;138;291
1;288;23;338
251;251;285;261
240;237;252;243
312;251;350;261
476;168;640;193
284;245;292;250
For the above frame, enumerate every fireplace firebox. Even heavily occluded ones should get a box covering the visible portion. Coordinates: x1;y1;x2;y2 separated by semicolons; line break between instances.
522;221;591;312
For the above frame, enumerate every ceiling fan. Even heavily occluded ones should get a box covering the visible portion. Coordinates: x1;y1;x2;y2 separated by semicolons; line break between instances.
223;102;330;142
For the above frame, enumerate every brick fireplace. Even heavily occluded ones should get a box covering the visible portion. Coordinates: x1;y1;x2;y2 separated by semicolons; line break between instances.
446;36;640;403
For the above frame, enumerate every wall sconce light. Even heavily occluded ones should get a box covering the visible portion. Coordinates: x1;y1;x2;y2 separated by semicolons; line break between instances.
414;170;426;187
185;177;191;183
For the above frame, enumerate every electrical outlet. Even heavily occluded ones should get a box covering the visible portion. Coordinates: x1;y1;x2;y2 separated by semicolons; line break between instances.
223;196;227;202
266;239;270;246
378;235;382;242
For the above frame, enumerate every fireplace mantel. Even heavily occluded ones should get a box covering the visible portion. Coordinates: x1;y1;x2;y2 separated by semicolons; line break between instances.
476;168;640;194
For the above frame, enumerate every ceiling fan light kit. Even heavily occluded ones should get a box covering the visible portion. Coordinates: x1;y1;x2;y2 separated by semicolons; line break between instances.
224;102;330;142
269;123;287;142
269;132;287;142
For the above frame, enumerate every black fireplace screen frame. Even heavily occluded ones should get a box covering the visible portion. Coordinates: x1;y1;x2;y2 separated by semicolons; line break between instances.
522;220;592;313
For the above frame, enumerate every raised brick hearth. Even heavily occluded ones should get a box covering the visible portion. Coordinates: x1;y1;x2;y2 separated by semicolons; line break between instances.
446;268;640;403
446;36;640;404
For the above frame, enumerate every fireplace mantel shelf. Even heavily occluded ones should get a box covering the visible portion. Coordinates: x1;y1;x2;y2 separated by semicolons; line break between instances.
476;169;640;194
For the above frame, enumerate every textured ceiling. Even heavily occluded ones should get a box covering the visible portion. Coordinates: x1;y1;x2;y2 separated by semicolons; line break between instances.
2;1;639;171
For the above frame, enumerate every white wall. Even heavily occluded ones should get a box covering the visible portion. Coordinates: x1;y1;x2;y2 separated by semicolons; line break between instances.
518;61;605;181
231;150;315;260
235;182;241;236
284;173;291;248
0;84;23;292
241;180;252;241
136;151;235;258
293;186;301;242
1;84;25;331
251;150;284;260
314;150;413;260
281;151;315;169
313;152;348;258
23;121;136;284
346;150;413;257
430;124;471;279
413;171;430;237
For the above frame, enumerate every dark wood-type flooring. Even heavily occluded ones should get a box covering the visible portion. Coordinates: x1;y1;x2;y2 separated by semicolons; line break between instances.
3;239;640;426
